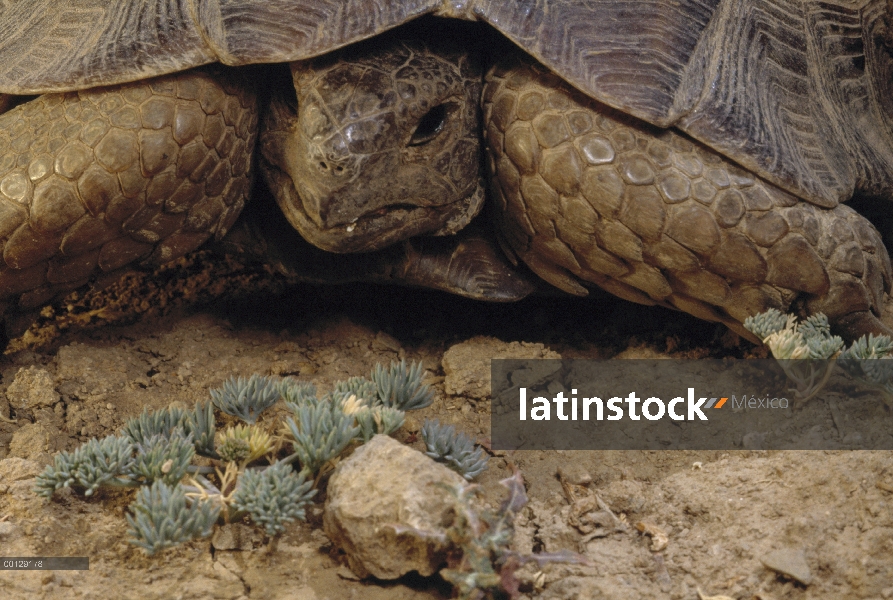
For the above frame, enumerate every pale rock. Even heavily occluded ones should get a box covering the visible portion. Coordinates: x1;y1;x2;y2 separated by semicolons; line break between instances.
0;457;44;481
761;547;813;585
442;336;561;398
211;523;258;551
6;367;57;409
323;435;466;579
9;423;54;462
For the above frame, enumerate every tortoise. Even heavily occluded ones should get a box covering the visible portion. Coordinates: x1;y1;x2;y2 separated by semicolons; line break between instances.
1;0;893;344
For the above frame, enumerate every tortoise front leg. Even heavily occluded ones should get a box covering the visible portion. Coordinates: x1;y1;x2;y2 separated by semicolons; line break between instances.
0;68;257;337
217;190;539;302
483;55;893;343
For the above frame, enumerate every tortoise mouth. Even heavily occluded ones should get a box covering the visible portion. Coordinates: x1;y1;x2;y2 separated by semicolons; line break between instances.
261;160;485;253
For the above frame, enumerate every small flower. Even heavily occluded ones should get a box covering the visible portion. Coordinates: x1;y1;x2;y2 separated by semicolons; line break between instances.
216;424;274;465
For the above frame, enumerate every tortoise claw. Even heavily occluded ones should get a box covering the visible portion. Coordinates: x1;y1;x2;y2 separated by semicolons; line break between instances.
393;223;538;301
219;196;537;301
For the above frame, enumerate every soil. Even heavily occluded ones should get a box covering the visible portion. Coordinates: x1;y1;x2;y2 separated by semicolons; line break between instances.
0;258;891;600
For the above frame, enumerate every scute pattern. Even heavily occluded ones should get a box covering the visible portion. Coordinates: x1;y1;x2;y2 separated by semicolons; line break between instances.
484;57;892;338
2;1;892;211
0;68;257;313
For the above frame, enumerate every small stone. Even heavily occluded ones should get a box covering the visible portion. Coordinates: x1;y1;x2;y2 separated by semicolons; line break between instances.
323;435;467;579
211;523;257;551
370;331;402;353
0;522;16;538
6;366;58;409
761;547;813;585
0;457;44;481
442;336;560;399
557;464;592;486
9;423;53;462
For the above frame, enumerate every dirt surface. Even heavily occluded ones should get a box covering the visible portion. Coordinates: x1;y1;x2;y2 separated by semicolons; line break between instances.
0;266;892;600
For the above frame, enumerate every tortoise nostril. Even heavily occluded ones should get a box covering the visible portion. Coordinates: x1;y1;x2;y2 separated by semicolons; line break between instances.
319;161;328;171
335;165;344;174
409;103;449;147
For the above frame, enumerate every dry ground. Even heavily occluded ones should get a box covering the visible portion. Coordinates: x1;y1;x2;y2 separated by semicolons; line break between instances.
0;257;891;600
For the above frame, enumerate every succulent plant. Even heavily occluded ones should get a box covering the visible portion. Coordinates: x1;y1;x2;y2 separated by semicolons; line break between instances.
284;398;359;476
421;419;489;480
126;480;220;555
216;424;274;465
129;432;195;486
35;435;135;498
279;378;318;407
210;374;280;424
745;309;893;405
371;359;434;410
36;362;437;555
393;470;588;600
230;462;316;536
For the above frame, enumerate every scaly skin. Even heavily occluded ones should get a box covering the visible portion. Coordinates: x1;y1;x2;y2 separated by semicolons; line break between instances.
259;27;485;253
0;39;890;344
0;68;257;323
483;55;893;340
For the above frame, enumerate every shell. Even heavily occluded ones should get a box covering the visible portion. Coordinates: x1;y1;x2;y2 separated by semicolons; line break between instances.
2;1;892;210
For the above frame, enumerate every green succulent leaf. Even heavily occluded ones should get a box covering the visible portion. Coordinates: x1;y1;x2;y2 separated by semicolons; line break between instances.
743;308;789;341
35;435;135;498
128;432;195;486
285;400;358;475
231;462;316;536
186;401;217;457
370;359;433;411
122;406;190;446
333;376;377;404
126;480;219;555
279;378;318;407
798;313;831;341
421;419;489;480
210;374;280;424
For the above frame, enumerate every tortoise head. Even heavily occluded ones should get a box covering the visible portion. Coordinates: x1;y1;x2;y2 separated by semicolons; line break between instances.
260;29;483;253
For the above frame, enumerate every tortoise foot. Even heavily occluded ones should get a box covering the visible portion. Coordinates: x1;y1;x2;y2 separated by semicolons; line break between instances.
218;195;538;302
0;68;257;330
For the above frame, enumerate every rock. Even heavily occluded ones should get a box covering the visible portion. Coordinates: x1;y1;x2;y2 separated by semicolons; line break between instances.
8;423;53;463
0;522;16;539
211;523;258;551
761;547;812;585
442;336;561;399
527;500;580;553
557;464;592;486
323;435;467;579
0;457;44;481
6;367;57;409
0;396;11;422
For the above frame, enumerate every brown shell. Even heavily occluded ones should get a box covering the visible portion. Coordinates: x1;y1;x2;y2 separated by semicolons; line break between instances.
1;0;892;209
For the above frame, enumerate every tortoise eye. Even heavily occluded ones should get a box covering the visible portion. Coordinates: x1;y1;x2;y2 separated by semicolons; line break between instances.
409;104;449;146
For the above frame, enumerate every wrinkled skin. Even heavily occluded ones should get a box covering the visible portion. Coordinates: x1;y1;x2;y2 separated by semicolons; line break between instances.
260;29;485;253
0;26;890;343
